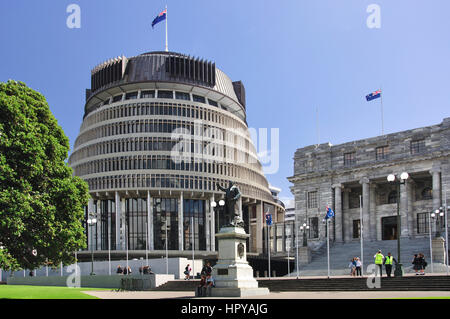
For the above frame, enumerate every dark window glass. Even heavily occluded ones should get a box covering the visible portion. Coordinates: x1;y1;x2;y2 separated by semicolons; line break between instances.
417;212;429;234
183;199;206;251
376;146;389;160
175;91;190;101
158;90;173;99
192;94;206;103
125;92;138;100
344;152;356;166
153;198;179;250
411;139;425;154
388;190;397;204
353;219;361;239
208;99;218;107
421;187;433;200
125;198;147;250
141;90;155;99
308;217;319;239
307;191;318;209
112;95;123;103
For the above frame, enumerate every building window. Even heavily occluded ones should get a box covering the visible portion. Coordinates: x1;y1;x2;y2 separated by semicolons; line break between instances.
343;152;356;166
192;94;206;103
411;139;425;154
353;219;361;239
175;91;190;101
307;191;318;209
421;187;433;200
141;90;155;98
112;95;123;103
308;217;319;239
417;212;429;234
158;90;173;99
376;145;389;160
125;198;147;250
153;198;179;250
388;190;397;204
208;99;218;107
183;199;206;251
125;92;138;100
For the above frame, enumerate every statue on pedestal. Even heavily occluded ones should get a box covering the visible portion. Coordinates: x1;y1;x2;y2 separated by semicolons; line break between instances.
217;182;244;228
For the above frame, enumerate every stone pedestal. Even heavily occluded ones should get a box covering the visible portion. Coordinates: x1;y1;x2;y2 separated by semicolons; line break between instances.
210;226;269;297
432;237;446;263
299;247;312;265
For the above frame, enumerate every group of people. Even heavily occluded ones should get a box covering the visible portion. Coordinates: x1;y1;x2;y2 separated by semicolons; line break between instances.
374;251;397;277
348;257;362;276
116;265;132;275
138;265;154;275
412;253;428;275
199;261;215;288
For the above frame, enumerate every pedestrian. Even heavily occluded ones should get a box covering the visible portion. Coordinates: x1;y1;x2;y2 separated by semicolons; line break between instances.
184;264;191;280
116;265;123;275
201;261;214;287
384;252;397;277
348;258;356;276
374;250;384;277
355;257;362;276
139;266;143;275
123;266;128;275
127;266;132;275
418;253;426;275
29;271;34;277
412;254;420;275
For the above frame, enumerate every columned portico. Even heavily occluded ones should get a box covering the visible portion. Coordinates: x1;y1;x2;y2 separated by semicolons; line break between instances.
431;169;441;234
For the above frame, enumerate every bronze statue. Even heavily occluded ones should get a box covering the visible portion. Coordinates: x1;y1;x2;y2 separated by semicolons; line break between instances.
217;181;244;228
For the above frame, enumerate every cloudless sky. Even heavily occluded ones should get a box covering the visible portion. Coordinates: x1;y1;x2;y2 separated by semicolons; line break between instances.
1;0;449;204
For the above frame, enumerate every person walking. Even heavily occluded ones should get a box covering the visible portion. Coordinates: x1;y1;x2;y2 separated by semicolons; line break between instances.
384;252;397;277
374;250;384;277
355;257;362;277
184;264;191;280
116;265;123;275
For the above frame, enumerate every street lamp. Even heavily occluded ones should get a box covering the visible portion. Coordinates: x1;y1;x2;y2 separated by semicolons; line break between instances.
87;213;97;276
429;210;443;273
299;223;310;247
387;171;409;277
211;200;225;249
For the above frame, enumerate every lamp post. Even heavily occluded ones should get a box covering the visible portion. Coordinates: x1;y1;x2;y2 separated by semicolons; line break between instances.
87;213;97;276
387;172;409;277
299;223;310;247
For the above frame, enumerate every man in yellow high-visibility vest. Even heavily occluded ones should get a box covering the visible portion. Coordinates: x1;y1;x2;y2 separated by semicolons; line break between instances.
383;252;398;278
374;250;384;277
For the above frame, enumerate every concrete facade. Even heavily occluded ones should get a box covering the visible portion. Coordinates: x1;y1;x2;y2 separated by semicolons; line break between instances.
288;118;450;246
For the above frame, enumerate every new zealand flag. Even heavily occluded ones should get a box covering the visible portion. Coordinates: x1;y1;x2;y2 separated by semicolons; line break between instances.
366;89;382;101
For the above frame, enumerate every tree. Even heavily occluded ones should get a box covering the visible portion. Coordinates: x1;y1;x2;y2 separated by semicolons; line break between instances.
0;80;90;271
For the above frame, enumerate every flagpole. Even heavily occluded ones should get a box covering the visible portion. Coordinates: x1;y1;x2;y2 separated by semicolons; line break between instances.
165;5;168;52
380;86;384;135
360;195;364;276
327;218;330;279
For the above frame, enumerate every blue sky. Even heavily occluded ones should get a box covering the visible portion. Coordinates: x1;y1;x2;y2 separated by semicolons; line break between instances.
1;1;449;204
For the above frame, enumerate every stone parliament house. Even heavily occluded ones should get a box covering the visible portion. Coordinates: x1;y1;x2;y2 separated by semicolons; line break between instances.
288;118;450;247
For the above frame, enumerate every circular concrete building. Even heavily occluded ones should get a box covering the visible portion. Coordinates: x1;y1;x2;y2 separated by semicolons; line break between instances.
69;51;284;260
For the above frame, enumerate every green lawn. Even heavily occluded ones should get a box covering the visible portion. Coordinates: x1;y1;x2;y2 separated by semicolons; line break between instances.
0;285;109;299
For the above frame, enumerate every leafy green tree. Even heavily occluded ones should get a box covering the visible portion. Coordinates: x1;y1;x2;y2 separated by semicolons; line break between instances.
0;80;89;271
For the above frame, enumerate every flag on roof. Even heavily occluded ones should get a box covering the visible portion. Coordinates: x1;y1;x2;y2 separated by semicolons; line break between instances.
152;8;167;28
366;89;382;101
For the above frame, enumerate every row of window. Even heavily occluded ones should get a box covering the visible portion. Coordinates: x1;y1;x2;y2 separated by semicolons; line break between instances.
84;174;273;203
342;139;426;167
81;102;246;140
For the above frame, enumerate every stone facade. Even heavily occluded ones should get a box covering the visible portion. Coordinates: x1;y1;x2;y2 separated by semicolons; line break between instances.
288;118;450;246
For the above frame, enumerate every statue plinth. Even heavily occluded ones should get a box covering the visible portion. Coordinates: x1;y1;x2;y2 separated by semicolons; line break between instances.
210;226;270;297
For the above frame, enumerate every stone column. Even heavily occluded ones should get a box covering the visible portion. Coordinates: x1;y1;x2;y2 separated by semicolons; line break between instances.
147;191;154;250
343;189;351;242
256;202;263;254
332;184;343;242
115;192;121;250
88;198;95;250
96;200;102;250
205;197;211;251
369;183;377;241
407;180;414;238
121;198;126;250
400;181;409;237
360;178;370;241
178;193;184;251
431;169;441;235
210;195;216;251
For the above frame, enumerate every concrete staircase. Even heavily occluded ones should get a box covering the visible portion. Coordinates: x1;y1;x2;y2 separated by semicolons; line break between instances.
152;276;450;292
288;237;433;277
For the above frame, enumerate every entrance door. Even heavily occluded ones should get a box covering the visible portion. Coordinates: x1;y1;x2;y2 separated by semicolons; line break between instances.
382;216;398;240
